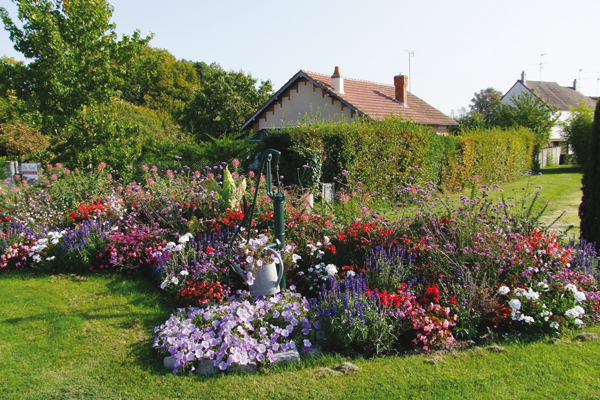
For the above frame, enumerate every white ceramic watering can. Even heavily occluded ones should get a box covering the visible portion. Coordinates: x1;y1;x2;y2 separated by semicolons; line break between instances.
232;247;284;297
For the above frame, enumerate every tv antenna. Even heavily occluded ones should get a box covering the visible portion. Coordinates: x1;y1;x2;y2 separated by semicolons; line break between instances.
405;50;415;92
539;53;547;81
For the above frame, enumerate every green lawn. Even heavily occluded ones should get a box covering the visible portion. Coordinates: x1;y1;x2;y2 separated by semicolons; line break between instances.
495;165;583;238
2;272;600;399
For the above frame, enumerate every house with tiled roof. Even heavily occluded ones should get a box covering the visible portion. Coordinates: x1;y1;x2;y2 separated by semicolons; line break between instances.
241;67;458;136
502;71;597;151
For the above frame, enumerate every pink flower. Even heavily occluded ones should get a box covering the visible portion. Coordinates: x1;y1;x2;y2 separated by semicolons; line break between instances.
97;162;107;172
150;165;158;172
231;158;240;169
141;164;149;172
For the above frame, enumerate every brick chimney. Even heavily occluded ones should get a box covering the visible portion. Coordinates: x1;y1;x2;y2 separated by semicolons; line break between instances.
394;74;408;105
331;66;344;94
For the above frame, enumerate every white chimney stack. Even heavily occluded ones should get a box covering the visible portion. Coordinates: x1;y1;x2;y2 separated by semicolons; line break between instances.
521;71;526;84
573;79;578;90
331;66;344;94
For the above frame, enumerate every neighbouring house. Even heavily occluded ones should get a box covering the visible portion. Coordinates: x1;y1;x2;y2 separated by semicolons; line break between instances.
242;67;458;139
502;71;597;156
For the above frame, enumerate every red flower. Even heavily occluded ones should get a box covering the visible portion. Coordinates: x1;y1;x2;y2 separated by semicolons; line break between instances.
205;246;214;255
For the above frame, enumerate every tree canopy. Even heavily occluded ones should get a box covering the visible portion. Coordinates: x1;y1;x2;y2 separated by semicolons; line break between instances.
0;0;151;136
181;62;273;141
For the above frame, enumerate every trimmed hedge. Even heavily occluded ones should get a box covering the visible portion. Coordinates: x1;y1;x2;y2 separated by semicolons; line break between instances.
258;117;534;197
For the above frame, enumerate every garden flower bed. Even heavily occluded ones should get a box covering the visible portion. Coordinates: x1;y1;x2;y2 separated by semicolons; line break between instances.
0;161;598;375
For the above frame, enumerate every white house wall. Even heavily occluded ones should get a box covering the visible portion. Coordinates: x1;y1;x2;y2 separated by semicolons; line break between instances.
502;82;529;107
256;80;354;130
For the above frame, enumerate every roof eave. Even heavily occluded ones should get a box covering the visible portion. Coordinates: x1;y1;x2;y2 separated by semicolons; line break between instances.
240;70;367;130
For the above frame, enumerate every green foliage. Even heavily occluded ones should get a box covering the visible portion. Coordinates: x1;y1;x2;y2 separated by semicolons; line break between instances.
0;0;152;138
52;102;142;173
561;101;594;168
0;119;49;161
181;62;272;140
579;100;600;249
469;87;503;119
260;117;534;197
121;47;200;120
445;127;535;189
494;92;558;147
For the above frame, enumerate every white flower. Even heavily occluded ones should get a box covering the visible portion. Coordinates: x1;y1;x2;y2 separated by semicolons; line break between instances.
564;283;577;293
324;264;338;276
525;288;540;301
46;256;55;261
298;271;304;276
498;286;510;295
324;236;330;245
180;270;189;276
574;318;584;326
537;282;549;291
564;305;585;319
509;299;521;311
173;244;184;252
164;242;176;251
549;321;560;330
178;233;193;243
347;271;356;278
170;277;179;285
160;280;168;289
520;315;535;324
514;288;527;297
573;291;586;303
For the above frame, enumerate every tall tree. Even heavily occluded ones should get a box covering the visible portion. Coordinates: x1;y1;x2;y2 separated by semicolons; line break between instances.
561;101;594;167
0;0;151;136
469;87;503;118
579;100;600;249
121;47;200;119
181;62;272;141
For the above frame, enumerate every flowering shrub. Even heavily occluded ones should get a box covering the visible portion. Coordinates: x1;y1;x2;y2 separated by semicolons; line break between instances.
497;281;593;333
101;226;166;272
176;280;224;307
313;275;398;354
69;198;108;225
155;231;235;297
153;289;313;373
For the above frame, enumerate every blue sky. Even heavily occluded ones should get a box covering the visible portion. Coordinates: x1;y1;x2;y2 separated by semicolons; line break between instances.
2;0;599;116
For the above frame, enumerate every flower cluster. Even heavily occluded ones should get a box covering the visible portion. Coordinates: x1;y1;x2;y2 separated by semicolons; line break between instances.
176;280;224;307
497;281;590;332
153;289;313;373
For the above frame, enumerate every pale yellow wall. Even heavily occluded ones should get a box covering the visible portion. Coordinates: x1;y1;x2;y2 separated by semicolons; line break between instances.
256;80;354;130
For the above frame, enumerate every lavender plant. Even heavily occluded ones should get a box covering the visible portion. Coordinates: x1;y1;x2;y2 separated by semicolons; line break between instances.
313;275;397;355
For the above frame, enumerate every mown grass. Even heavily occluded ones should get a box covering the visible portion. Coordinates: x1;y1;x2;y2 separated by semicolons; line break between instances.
2;271;600;399
496;165;583;238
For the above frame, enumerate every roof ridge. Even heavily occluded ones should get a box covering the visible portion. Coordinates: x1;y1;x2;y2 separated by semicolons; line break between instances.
302;69;394;87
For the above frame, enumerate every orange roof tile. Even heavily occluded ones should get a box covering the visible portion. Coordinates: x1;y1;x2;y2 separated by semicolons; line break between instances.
302;70;458;126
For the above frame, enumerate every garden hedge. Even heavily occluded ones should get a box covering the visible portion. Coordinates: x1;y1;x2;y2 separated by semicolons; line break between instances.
259;118;535;197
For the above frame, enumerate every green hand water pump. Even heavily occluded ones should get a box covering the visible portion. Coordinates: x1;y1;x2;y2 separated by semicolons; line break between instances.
230;149;286;290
